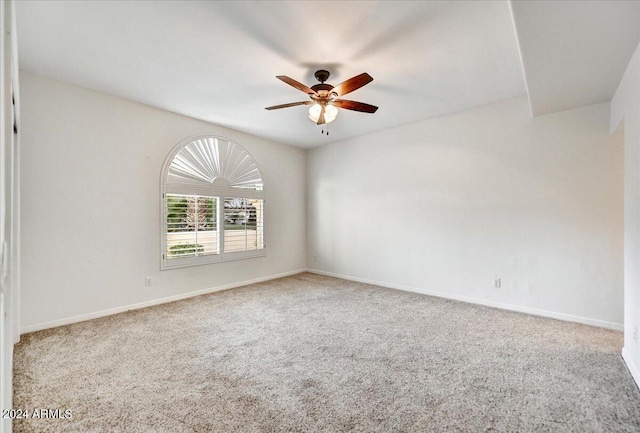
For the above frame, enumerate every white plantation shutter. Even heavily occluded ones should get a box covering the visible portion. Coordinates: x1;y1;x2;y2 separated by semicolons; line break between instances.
167;137;263;190
161;135;265;269
166;194;218;259
223;198;264;253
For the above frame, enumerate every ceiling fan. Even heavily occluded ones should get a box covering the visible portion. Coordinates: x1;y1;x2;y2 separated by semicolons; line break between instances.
266;70;378;134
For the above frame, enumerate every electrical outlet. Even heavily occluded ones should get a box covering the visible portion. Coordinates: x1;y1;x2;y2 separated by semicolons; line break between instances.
493;278;501;288
313;255;317;262
144;276;152;287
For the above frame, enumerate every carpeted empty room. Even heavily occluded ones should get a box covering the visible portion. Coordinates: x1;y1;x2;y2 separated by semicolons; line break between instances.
12;273;640;432
7;1;640;432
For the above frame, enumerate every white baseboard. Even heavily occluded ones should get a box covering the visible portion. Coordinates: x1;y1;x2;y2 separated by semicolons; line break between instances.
306;268;624;331
21;269;307;334
622;347;640;389
23;267;624;334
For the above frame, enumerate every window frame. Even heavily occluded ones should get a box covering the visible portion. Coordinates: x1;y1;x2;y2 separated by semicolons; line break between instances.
160;135;266;270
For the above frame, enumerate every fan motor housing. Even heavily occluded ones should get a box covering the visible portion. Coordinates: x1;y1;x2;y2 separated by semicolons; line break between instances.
311;83;335;95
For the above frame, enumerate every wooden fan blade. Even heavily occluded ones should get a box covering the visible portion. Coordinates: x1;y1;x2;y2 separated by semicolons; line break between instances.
333;99;378;113
276;76;317;95
265;101;313;110
331;73;373;97
317;105;326;125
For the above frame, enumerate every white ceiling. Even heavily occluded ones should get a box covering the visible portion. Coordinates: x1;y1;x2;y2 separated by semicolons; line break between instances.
512;0;640;116
14;1;640;148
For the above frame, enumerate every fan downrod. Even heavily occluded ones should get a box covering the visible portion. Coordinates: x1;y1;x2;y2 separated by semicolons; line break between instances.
314;70;330;83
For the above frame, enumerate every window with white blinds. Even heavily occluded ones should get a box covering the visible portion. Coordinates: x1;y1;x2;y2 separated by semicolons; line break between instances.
161;136;266;269
224;198;264;253
166;194;218;258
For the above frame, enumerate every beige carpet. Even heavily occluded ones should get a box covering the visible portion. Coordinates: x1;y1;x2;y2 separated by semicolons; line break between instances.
13;273;640;432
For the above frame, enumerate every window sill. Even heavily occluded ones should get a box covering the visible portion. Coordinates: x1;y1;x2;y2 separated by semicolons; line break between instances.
160;249;267;270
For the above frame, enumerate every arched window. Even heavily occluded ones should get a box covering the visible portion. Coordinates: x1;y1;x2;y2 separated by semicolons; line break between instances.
160;135;265;269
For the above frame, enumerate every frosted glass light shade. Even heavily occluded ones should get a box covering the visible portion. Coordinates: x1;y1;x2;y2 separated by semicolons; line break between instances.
308;104;338;124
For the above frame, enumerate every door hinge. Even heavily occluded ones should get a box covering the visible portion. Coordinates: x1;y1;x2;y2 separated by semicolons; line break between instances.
0;241;7;283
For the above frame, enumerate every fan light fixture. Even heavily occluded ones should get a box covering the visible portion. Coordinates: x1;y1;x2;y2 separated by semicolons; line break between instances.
266;69;378;135
308;104;338;124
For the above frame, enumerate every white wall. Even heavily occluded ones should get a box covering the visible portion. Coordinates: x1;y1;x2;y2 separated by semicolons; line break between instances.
19;72;306;331
308;96;624;329
611;40;640;387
